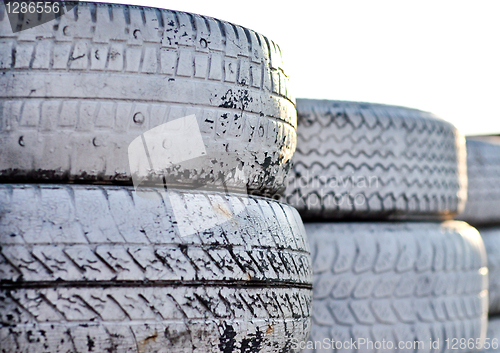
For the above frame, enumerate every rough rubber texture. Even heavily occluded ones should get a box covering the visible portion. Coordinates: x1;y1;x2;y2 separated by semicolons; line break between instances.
457;140;500;226
285;99;467;221
479;228;500;314
0;2;296;196
304;221;488;353
0;184;312;353
481;317;500;353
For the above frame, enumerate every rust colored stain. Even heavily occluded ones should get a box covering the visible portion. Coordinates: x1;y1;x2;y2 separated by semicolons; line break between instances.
213;202;233;218
139;331;158;352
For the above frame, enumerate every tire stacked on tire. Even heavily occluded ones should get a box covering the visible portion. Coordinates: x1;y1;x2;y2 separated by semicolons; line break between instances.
285;99;488;353
0;3;312;352
457;137;500;352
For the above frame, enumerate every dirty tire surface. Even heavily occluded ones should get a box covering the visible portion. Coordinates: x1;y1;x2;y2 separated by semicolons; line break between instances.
478;227;500;315
0;184;312;353
304;221;488;353
457;139;500;226
0;2;296;196
285;99;467;221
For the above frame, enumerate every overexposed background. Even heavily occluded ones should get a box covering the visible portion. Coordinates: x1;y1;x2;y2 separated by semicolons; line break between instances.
87;0;500;136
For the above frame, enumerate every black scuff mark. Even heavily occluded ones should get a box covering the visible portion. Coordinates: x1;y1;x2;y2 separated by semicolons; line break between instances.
261;156;273;170
87;334;95;351
218;323;237;353
69;53;86;61
105;333;122;353
218;89;253;121
240;327;264;353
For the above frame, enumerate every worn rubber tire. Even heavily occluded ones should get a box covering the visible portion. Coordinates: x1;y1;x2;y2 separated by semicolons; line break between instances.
478;228;500;315
284;99;467;221
0;2;296;196
301;221;488;353
0;184;312;353
457;139;500;226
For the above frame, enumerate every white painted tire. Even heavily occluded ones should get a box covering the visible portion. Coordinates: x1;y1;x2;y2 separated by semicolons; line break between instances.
478;227;500;314
457;139;500;226
285;99;467;221
0;2;296;196
0;184;312;353
302;221;488;353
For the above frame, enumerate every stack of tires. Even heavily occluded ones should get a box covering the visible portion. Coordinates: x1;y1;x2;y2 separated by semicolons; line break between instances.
458;137;500;352
285;99;489;352
0;3;313;352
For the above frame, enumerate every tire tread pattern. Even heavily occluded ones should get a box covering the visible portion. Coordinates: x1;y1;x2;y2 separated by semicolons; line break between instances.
478;227;500;314
305;222;488;353
457;140;500;226
285;99;467;220
0;2;296;195
0;184;312;353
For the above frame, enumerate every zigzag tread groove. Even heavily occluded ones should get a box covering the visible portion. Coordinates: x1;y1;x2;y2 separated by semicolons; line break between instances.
285;99;466;220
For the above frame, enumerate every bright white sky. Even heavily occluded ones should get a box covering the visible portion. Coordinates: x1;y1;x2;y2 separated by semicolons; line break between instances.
87;1;500;136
